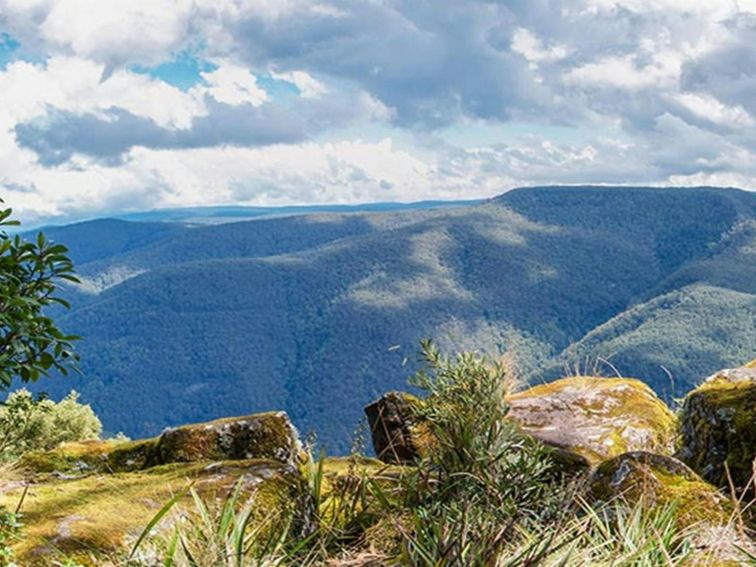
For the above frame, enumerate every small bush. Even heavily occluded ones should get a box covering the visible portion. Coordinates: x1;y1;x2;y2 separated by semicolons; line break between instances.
0;389;102;460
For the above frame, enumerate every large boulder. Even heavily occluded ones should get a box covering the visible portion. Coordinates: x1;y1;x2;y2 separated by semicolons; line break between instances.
157;411;303;466
677;360;756;492
507;377;677;464
364;392;433;464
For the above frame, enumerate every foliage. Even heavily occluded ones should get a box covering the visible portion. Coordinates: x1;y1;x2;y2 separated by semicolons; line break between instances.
506;499;700;566
0;200;79;388
0;389;101;460
0;507;22;567
130;479;309;567
396;340;567;564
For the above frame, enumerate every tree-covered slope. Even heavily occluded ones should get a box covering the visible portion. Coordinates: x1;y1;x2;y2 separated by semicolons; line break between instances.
26;186;756;451
546;284;756;397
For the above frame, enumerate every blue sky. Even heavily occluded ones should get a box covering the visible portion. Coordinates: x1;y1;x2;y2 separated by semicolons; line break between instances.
0;0;755;224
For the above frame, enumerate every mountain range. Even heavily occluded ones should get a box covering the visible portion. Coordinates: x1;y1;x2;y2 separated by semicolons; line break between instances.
25;186;756;452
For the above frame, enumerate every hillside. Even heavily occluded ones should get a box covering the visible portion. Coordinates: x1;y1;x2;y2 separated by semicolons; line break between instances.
23;186;756;451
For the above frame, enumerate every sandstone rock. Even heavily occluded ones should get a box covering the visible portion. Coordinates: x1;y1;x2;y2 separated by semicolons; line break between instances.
589;451;754;565
6;411;312;566
677;361;756;492
364;392;432;464
507;377;677;464
589;451;730;522
20;411;304;476
157;411;303;466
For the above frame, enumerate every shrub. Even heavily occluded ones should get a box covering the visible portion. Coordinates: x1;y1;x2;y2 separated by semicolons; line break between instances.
0;389;102;460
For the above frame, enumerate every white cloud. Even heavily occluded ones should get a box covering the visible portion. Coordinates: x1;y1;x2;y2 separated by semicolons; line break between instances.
200;63;268;106
511;28;568;65
672;92;754;129
271;70;327;98
564;52;681;90
0;0;754;224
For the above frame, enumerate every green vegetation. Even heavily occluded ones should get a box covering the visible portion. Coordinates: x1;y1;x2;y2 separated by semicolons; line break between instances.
0;343;752;565
0;199;79;388
0;389;101;460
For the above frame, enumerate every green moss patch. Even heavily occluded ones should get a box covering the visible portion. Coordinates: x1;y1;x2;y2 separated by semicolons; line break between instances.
1;460;306;566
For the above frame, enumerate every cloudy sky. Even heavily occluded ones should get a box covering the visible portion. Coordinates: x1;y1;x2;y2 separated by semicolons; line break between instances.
1;0;755;224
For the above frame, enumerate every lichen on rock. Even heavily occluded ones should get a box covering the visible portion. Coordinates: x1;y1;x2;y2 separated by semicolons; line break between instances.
3;411;312;565
589;451;731;525
157;411;304;467
365;377;676;468
19;411;304;478
677;361;756;492
507;376;677;464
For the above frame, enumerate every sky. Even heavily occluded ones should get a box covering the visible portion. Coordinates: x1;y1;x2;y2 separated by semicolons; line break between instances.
0;0;755;224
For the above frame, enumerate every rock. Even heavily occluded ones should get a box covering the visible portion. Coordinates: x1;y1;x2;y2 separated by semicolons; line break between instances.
364;392;433;464
542;445;592;478
19;411;304;476
677;360;756;492
507;377;677;464
589;451;754;565
589;452;730;522
365;377;676;467
157;411;304;467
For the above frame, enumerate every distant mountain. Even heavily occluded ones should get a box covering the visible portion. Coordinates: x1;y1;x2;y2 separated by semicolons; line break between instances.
25;200;481;230
23;186;756;452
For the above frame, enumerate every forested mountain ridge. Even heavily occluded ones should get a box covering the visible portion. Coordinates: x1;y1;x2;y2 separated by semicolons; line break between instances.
25;186;756;451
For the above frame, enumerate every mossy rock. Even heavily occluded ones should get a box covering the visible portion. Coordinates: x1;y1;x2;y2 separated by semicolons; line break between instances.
0;460;311;566
364;392;435;464
589;451;731;526
589;451;756;564
20;412;303;478
677;362;756;492
507;376;677;464
157;411;303;467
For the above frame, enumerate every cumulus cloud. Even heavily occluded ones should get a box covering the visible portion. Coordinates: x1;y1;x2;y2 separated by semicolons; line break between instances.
0;0;754;223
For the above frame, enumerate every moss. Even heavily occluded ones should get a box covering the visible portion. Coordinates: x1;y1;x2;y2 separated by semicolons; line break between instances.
590;452;731;529
5;412;309;564
1;459;307;566
678;377;756;491
18;440;120;475
508;376;677;464
157;411;302;465
106;437;160;472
